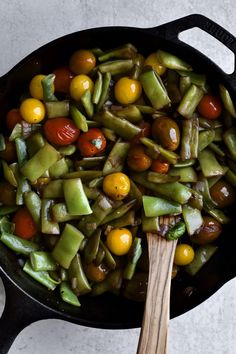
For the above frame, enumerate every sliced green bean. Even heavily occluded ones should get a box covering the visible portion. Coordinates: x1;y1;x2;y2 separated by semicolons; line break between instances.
51;203;79;222
30;251;57;271
123;238;142;280
169;166;197;182
143;195;182;217
103;140;130;175
60;281;81;307
223;127;236;160
84;228;101;264
101;199;136;225
98;44;137;62
177;84;204;118
156;50;192;71
97;72;111;111
209;142;225;157
23;260;58;290
108;211;135;228
43;179;64;199
219;84;236;117
198;130;215;152
46;101;69;118
147;171;180;183
42;74;57;102
63;178;92;216
58;144;76;156
26;132;45;157
140;137;179;165
0;232;39;255
24;191;41;227
111;105;143;123
81;89;94;118
184;245;218;276
41;199;60;234
100;240;116;270
70;104;88;132
182;205;203;236
166;221;186;241
198;148;224;177
92;71;103;104
98;59;134;75
68;254;91;295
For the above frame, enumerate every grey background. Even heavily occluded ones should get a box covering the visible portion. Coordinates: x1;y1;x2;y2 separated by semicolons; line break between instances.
1;0;236;353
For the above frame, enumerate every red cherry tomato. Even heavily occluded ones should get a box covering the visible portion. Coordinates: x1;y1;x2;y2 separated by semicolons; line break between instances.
44;117;80;146
13;207;37;239
53;67;73;93
151;158;169;174
6;109;22;131
77;128;106;157
131;121;151;144
197;94;222;120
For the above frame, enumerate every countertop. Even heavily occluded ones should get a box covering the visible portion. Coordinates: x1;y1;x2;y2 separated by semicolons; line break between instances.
1;1;236;353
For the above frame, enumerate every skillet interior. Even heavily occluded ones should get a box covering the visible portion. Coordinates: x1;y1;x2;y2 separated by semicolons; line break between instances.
0;26;236;329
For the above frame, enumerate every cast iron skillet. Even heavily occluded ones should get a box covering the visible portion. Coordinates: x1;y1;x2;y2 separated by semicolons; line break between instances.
1;13;236;354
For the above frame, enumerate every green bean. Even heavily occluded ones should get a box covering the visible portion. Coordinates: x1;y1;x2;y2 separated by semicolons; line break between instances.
81;89;94;118
88;176;104;188
15;138;28;166
177;84;204;118
166;221;186;241
177;70;206;87
21;143;59;182
24;191;41;227
127;180;143;210
91;48;104;57
63;170;103;181
223;127;236;160
108;210;136;228
51;203;79;222
78;195;113;237
98;59;134;75
42;74;57;102
57;144;76;156
111;105;143;123
179;76;191;96
199;117;215;129
101;199;136;225
0;232;39;255
214;128;223;142
49;158;69;178
52;223;84;269
204;206;230;224
9;123;22;141
139;70;170;109
70;105;88;132
91;269;122;296
68;254;91;295
209;142;225;157
140;137;179;165
135;105;156;114
23;260;59;290
94;245;105;266
188;190;203;210
42;179;64;199
123;238;142;280
84;228;101;264
26;132;45;157
103;140;130;175
76;156;106;169
169;166;197;182
97;72;111;111
45;101;69;118
86;120;101;128
207;166;228;188
0;205;19;216
143;195;182;217
223;111;233;129
63;178;92;216
98;43;137;62
94;110;141;140
198;130;215;152
41;199;60;234
131;171;192;204
219;84;236;117
60;281;81;307
225;169;236;187
101;128;117;142
142;214;160;233
184;245;218;276
182;205;203;236
156;50;192;71
83;185;100;200
194;178;217;210
100;240;116;270
2;160;18;187
132;53;144;80
174;159;196;168
0;135;5;151
16;174;31;205
92;71;103;104
0;216;14;234
30;251;57;271
147;171;180;183
198;148;224;177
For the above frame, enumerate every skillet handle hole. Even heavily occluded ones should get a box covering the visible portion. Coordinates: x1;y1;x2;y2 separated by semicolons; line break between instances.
179;27;235;75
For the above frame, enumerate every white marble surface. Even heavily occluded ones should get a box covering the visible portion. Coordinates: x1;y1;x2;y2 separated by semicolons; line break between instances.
1;0;236;353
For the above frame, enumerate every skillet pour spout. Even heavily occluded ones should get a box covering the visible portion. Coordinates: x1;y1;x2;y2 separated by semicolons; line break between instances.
1;14;236;353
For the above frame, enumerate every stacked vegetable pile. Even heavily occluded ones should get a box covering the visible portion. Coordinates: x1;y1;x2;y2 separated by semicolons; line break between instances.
0;43;236;306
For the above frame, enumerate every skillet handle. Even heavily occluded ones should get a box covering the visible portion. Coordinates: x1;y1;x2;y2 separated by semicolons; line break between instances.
0;271;54;354
150;14;236;87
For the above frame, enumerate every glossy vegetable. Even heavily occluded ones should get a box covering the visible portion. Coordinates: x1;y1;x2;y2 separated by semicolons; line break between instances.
103;172;130;200
77;128;106;157
20;98;45;123
12;207;37;239
6;109;22;131
198;94;222;120
53;67;73;93
69;74;94;101
114;77;142;105
151;117;180;151
44;117;80;146
106;228;133;255
69;49;96;74
191;216;222;245
127;145;152;172
144;52;166;75
210;180;236;208
174;244;195;266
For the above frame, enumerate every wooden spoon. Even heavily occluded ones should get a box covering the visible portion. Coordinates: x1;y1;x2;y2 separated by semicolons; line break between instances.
137;234;177;354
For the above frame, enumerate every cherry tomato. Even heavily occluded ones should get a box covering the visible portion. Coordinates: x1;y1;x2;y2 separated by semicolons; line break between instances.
20;98;45;123
151;158;170;174
83;263;107;282
127;145;152;172
77;128;106;157
69;74;94;101
6;109;22;131
0;138;17;162
44;117;80;146
144;52;166;76
152;117;180;151
198;94;222;120
131;121;151;144
210;180;236;208
106;228;132;255
174;244;195;266
53;67;73;93
103;172;130;200
13;207;37;239
114;77;142;105
29;74;50;100
191;216;222;245
69;49;96;75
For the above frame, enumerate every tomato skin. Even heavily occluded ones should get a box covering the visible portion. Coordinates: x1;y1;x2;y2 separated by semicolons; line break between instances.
114;77;142;105
53;67;73;93
20;98;45;124
198;94;222;120
69;49;96;75
127;145;152;172
6;109;22;130
144;53;166;76
131;121;151;145
77;128;106;157
44;117;80;146
13;207;37;239
151;159;169;174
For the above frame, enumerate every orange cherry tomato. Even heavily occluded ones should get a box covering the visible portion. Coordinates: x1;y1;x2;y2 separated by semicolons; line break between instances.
77;128;106;157
53;67;73;93
44;117;80;146
6;109;22;131
69;49;96;75
127;145;152;172
13;207;37;239
198;94;223;120
151;158;170;174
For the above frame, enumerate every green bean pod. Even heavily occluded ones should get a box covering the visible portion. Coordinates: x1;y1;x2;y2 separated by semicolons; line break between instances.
60;281;81;307
156;50;192;71
68;254;91;295
103;140;130;175
46;101;69;118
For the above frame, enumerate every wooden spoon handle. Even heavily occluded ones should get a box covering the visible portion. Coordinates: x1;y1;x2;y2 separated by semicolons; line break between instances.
137;235;177;354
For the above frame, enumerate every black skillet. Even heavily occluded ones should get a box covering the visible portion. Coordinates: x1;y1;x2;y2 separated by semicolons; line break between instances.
1;14;236;354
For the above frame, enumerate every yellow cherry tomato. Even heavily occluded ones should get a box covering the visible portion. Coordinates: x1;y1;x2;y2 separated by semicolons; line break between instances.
174;244;195;266
20;98;45;124
106;228;132;256
114;77;142;105
29;74;55;100
144;53;166;76
69;74;94;101
103;172;130;200
69;49;96;74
